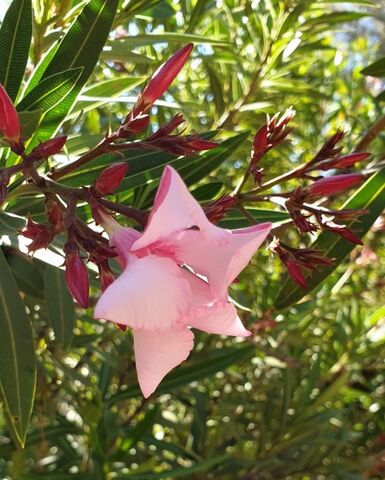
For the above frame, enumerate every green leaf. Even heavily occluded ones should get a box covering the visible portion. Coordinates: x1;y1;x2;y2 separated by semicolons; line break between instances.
0;211;25;234
301;12;368;28
17;68;83;113
219;208;290;228
5;248;45;300
45;266;75;349
361;57;385;78
0;0;32;101
122;406;159;451
29;0;119;143
21;42;60;97
71;76;145;116
109;344;254;403
18;110;43;139
0;247;36;447
275;167;385;310
107;32;230;48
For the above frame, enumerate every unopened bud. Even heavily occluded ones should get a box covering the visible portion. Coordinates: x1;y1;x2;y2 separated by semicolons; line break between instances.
97;260;115;292
0;84;22;149
284;258;307;289
308;174;363;198
31;136;67;159
94;162;128;195
327;152;370;170
324;223;363;245
133;44;193;115
64;243;89;308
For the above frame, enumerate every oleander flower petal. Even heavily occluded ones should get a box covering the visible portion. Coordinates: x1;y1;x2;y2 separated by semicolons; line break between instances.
94;254;191;331
131;165;228;253
133;325;194;398
181;270;251;337
175;223;272;300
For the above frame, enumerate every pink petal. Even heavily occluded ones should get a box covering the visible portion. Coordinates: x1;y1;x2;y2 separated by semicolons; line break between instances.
181;270;250;337
177;223;271;300
94;254;191;330
131;166;228;252
133;325;194;398
110;226;142;267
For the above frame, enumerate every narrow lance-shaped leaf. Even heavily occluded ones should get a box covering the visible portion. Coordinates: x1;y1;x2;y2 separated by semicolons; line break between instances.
27;0;119;144
45;266;75;349
0;0;32;101
0;247;36;447
275;167;385;310
17;68;83;113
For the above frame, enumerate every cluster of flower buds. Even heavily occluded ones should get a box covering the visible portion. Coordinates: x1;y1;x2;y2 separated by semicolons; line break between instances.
204;195;238;223
249;108;295;184
21;201;64;252
145;113;217;156
63;222;118;308
271;238;333;289
284;174;366;242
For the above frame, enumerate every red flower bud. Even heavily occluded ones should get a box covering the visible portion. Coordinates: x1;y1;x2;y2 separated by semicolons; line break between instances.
97;260;115;292
119;114;150;137
31;136;67;159
0;84;22;147
308;174;363;198
329;152;370;169
184;138;218;151
64;244;89;308
21;218;53;252
283;256;307;289
204;195;238;223
94;162;128;195
253;125;268;152
133;44;193;115
324;224;363;245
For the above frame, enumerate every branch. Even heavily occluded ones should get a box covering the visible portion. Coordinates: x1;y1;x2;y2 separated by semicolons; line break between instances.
354;114;385;152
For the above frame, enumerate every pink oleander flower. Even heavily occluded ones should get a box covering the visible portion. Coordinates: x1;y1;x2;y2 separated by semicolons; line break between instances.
94;166;271;397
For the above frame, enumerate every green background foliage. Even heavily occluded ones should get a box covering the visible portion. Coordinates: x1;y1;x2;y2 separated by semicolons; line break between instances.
0;0;385;478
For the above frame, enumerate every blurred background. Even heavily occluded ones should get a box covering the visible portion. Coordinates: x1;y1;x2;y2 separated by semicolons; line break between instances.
1;0;385;478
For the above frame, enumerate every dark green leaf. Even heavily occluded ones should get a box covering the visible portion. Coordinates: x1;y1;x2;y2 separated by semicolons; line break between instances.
219;208;290;228
0;211;25;234
29;0;119;143
0;247;36;447
17;68;83;113
45;265;75;349
5;248;45;300
0;0;32;100
275;167;385;310
361;57;385;78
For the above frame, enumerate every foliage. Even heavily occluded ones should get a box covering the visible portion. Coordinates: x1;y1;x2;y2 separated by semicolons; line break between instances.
0;0;384;479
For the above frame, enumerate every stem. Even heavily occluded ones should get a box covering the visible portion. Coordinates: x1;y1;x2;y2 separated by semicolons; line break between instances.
97;198;148;227
354;114;385;152
50;140;151;181
50;137;110;181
